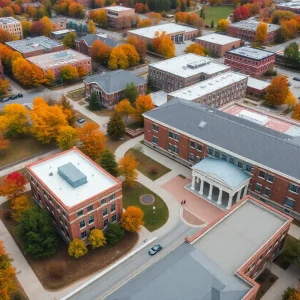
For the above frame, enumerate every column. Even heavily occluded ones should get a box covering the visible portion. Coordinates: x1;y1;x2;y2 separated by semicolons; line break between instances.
243;184;249;197
226;193;233;210
217;189;223;205
199;179;204;195
191;175;196;191
236;189;242;202
208;183;213;200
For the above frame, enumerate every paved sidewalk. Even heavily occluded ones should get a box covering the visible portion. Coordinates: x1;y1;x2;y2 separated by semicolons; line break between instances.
289;223;300;239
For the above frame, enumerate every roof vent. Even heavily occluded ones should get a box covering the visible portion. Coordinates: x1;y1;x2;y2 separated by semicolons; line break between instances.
49;172;53;176
199;121;207;128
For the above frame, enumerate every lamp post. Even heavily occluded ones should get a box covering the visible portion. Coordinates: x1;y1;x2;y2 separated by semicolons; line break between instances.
152;206;156;222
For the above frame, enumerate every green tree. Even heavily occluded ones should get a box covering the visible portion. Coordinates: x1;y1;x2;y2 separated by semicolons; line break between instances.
17;207;58;258
211;20;214;28
284;237;300;267
284;42;300;67
105;223;125;245
180;0;185;12
98;149;119;176
107;111;125;140
87;91;100;110
124;82;138;104
62;31;77;48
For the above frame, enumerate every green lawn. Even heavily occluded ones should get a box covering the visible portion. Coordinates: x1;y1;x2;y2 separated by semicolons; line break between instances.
66;88;85;102
202;6;234;26
127;148;171;181
123;182;169;231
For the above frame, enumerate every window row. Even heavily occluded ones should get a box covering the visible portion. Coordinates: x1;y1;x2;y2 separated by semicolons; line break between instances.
255;183;271;197
258;170;275;183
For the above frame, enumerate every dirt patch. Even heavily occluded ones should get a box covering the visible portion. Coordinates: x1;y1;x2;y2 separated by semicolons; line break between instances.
183;209;205;226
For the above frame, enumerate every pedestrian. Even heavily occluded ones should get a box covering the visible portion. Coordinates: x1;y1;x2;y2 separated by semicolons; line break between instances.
184;200;186;204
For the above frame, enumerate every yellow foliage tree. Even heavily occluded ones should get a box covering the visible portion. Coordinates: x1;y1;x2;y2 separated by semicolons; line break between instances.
40;16;53;37
292;104;300;121
60;65;79;81
285;91;297;108
0;134;9;156
88;229;106;249
30;97;68;143
114;99;134;123
44;69;55;85
77;65;88;77
0;79;10;95
11;194;32;222
217;19;230;32
77;122;106;160
119;44;140;66
121;206;144;232
68;239;88;258
255;22;268;44
88;19;97;33
57;126;78;150
152;31;175;59
132;95;155;122
184;43;205;56
108;46;129;70
0;104;29;136
118;153;139;187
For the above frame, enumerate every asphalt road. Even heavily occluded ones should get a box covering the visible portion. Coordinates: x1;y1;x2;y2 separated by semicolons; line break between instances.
68;221;200;300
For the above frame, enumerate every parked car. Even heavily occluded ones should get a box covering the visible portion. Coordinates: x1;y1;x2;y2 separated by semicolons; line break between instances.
191;38;195;42
293;77;300;81
0;97;10;103
149;244;162;256
18;93;23;98
77;117;86;124
9;94;18;100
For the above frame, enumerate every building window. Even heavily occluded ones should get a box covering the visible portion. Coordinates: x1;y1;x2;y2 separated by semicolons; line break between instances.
190;141;195;148
222;154;227;161
81;231;87;239
238;161;243;169
152;124;158;131
152;136;158;144
230;157;234;164
189;153;194;162
103;208;108;216
267;174;274;183
246;164;252;173
111;204;116;212
264;187;271;197
215;151;220;159
197;144;202;152
104;219;109;227
112;215;117;222
77;210;83;217
174;133;179;141
258;170;266;179
284;197;296;209
79;220;85;228
255;184;262;192
169;131;174;138
88;215;94;224
101;198;106;205
87;205;93;212
208;148;213;155
110;193;115;201
289;184;299;194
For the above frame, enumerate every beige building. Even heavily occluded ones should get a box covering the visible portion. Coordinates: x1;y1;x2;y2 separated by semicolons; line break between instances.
148;54;231;92
0;17;23;39
27;50;92;79
195;34;241;57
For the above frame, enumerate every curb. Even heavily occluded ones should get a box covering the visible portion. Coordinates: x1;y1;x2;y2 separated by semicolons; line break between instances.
60;237;157;300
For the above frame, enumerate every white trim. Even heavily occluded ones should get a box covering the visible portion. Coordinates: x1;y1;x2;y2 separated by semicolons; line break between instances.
145;116;300;184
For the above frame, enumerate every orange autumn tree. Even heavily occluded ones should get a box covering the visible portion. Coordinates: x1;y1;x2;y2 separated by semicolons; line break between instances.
77;122;106;160
0;28;12;43
30;97;68;143
138;18;152;28
255;22;268;44
185;43;205;56
118;153;139;187
0;134;9;156
91;39;112;66
11;194;32;222
292;104;300;120
152;31;175;59
119;44;140;66
0;240;16;300
265;76;289;106
285;91;297;108
114;99;134;123
145;12;161;25
0;79;10;95
127;36;147;62
0;104;29;136
0;172;26;200
77;65;88;77
132;94;155;122
121;206;144;232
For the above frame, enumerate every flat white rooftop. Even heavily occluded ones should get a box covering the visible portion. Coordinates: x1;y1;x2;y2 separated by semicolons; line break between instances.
277;1;300;8
105;5;132;11
229;20;280;33
0;17;20;24
247;77;270;90
227;46;275;60
28;149;118;208
128;23;196;39
52;29;75;35
150;90;168;107
193;199;288;274
196;33;241;45
149;53;230;78
168;72;247;101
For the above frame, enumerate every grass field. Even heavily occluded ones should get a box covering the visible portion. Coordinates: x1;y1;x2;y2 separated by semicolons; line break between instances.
202;6;234;26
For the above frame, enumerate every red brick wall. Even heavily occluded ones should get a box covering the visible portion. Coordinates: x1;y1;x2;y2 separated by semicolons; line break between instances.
196;39;241;57
246;86;266;99
76;40;91;56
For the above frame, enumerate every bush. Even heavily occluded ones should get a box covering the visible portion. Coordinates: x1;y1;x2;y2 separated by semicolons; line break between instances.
68;238;88;258
2;210;12;220
13;292;22;300
46;261;67;280
264;69;277;76
105;223;125;245
149;165;159;175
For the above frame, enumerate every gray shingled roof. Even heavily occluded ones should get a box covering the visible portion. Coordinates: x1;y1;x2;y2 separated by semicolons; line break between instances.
76;34;120;48
144;99;300;181
84;70;146;94
105;242;251;300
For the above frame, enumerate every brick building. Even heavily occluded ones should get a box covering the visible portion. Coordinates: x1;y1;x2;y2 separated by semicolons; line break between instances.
84;70;147;109
0;17;23;39
224;47;276;78
27;49;92;79
246;77;270;99
51;17;68;31
149;54;230;92
127;23;199;43
276;2;300;14
75;33;120;56
107;196;291;300
144;98;300;220
103;5;136;29
76;0;92;7
0;60;4;79
21;2;42;12
26;148;123;243
6;36;64;58
227;20;279;44
195;33;241;57
167;72;248;107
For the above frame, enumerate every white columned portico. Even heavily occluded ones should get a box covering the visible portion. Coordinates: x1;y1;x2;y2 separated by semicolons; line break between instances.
236;189;242;202
199;178;204;195
243;184;249;197
191;176;196;190
217;189;223;205
208;183;213;200
226;194;233;210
